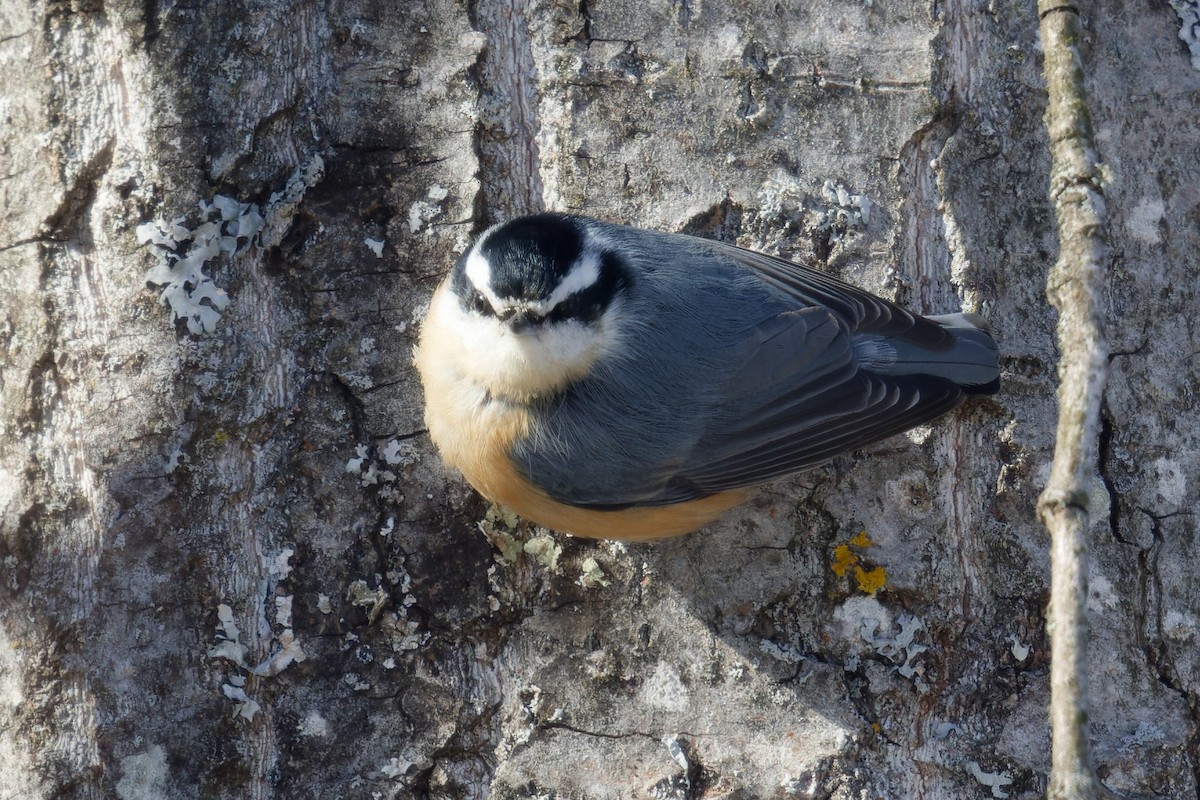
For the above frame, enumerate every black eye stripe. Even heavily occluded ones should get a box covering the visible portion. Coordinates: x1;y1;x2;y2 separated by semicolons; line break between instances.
469;290;495;316
546;285;605;323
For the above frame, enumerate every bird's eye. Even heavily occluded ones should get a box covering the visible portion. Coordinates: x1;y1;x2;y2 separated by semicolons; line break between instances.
469;291;493;316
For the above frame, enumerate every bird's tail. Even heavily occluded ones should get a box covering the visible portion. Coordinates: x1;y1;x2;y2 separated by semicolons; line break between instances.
853;312;1001;395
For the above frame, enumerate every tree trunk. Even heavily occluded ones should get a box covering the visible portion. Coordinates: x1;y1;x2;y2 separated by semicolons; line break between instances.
1;1;1197;797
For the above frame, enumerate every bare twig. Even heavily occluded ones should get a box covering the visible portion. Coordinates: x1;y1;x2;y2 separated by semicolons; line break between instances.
1036;2;1108;799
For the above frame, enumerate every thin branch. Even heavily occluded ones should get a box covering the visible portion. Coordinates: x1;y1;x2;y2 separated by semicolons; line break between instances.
1036;2;1109;799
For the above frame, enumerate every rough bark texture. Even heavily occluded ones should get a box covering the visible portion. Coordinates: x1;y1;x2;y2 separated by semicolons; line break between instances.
1;1;1197;799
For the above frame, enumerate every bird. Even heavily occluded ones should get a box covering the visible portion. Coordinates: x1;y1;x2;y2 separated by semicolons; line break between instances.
414;213;999;540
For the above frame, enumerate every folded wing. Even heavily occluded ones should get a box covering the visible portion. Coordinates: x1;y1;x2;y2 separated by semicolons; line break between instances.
648;306;965;504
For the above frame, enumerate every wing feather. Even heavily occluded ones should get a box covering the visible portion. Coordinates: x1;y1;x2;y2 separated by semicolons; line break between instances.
641;304;965;504
676;376;962;496
700;239;955;348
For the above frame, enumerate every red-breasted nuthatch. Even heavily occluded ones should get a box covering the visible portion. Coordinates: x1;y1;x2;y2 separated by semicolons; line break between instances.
415;214;999;540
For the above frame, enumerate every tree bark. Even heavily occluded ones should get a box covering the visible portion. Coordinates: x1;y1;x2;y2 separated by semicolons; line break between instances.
1;1;1198;798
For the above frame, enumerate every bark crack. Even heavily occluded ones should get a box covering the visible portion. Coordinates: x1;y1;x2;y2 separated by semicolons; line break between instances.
578;0;593;43
1096;405;1124;545
895;111;959;313
542;720;657;741
470;0;546;223
1133;507;1200;795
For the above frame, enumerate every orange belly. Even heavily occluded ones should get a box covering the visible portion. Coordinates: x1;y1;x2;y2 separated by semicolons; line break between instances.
471;462;747;540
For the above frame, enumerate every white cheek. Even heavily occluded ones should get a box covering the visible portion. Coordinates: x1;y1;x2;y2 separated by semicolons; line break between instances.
433;289;612;397
534;324;599;365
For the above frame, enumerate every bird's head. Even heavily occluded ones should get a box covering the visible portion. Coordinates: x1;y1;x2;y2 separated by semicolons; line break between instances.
439;213;631;400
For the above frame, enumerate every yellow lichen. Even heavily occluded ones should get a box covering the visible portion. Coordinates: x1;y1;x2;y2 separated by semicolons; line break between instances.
831;544;856;577
854;565;888;595
831;532;886;594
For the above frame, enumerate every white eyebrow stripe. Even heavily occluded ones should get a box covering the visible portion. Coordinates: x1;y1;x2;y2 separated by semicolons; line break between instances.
464;247;506;311
546;250;601;309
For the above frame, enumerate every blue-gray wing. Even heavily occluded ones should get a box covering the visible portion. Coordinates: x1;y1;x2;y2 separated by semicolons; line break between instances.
700;238;957;348
642;306;964;504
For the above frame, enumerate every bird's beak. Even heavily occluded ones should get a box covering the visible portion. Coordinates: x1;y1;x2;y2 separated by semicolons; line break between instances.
505;308;544;336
